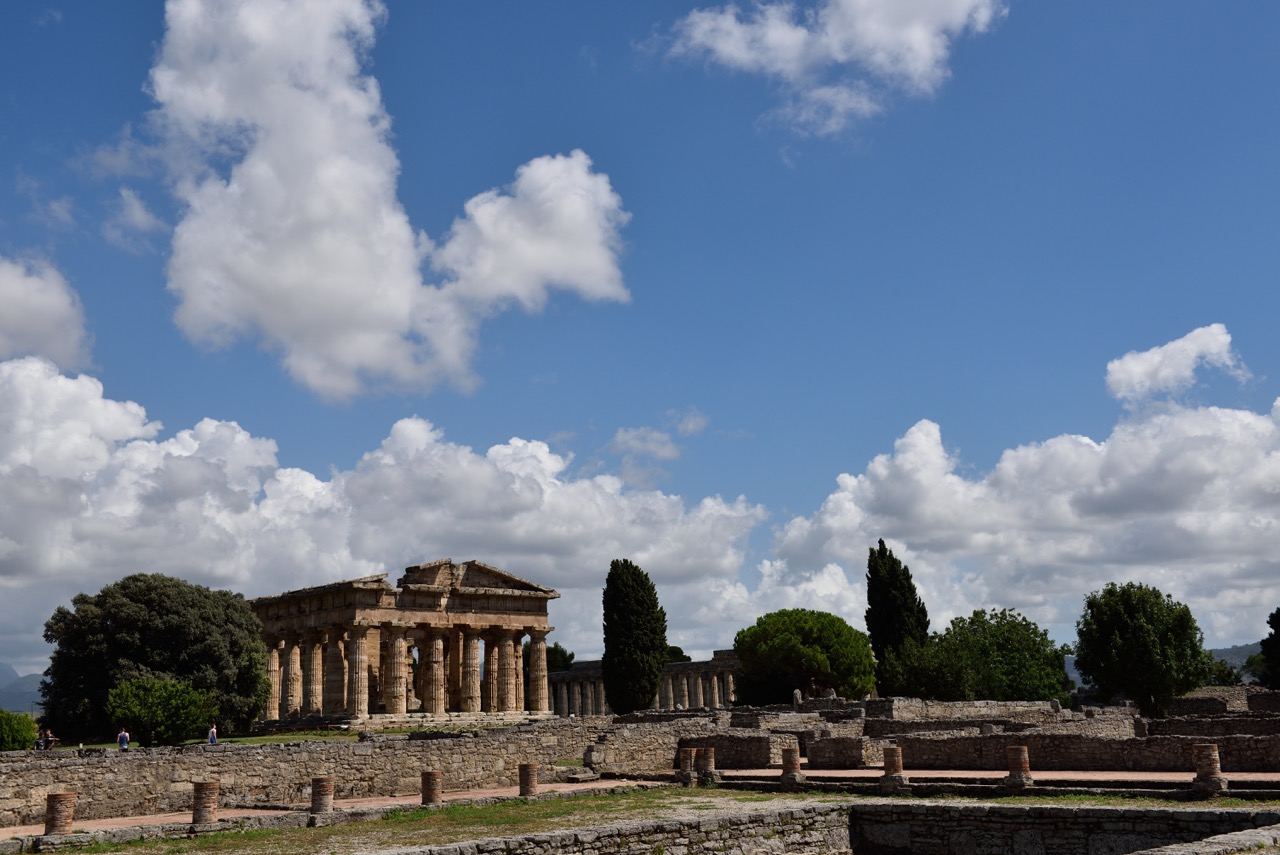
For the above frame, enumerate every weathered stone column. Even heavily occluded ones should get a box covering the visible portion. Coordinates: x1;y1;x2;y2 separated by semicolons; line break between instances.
1192;743;1228;795
555;680;568;717
382;625;408;715
285;636;303;717
495;631;517;712
460;629;482;713
781;746;806;789
880;745;909;793
304;632;324;715
1004;745;1033;788
696;747;722;784
266;640;281;720
422;770;443;805
706;672;721;708
519;763;539;796
724;671;736;705
448;629;463;710
482;634;499;712
528;629;550;713
347;625;370;717
569;681;581;717
310;776;334;814
192;781;220;824
597;680;609;715
677;747;698;787
689;671;704;709
43;793;75;836
514;634;526;711
674;673;688;709
425;631;447;715
323;630;346;715
660;674;673;709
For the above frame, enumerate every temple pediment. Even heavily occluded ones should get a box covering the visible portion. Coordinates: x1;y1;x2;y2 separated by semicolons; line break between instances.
398;558;558;598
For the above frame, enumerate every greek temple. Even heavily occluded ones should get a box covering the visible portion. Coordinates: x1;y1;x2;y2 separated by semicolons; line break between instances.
250;558;558;720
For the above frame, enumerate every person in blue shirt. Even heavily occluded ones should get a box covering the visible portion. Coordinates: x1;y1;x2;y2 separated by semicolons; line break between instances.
117;727;129;751
207;724;217;744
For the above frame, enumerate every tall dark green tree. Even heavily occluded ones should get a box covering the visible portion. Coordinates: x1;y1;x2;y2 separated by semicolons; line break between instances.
734;609;876;705
601;559;668;714
41;574;270;741
1074;581;1213;717
1257;608;1280;690
865;539;929;691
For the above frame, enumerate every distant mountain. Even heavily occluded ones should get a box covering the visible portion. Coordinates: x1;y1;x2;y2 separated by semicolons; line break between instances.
0;672;42;715
1210;642;1261;670
0;662;18;686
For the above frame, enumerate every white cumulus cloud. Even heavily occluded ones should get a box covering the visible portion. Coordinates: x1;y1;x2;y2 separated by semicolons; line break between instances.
1106;323;1249;403
671;0;1006;135
152;0;629;400
0;257;90;369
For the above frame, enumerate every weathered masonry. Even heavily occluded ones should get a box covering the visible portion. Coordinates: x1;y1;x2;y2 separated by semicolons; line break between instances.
251;559;558;720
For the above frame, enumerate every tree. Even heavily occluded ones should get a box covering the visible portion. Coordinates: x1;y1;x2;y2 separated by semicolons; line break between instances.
1257;608;1280;690
106;676;218;747
666;645;693;663
41;573;270;741
1074;581;1213;717
1205;658;1243;687
733;609;876;705
882;609;1072;704
0;709;37;752
601;559;669;714
865;539;929;693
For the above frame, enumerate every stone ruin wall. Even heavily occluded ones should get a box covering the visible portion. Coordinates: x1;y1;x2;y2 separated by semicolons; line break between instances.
0;720;611;827
864;697;1072;724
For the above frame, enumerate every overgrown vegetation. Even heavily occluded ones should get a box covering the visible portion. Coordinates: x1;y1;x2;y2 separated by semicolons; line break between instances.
0;708;37;751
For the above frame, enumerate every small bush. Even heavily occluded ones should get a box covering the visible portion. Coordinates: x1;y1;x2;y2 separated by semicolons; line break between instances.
0;709;38;751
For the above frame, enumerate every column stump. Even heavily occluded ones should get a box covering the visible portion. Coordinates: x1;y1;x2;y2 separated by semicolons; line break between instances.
192;781;220;825
879;745;910;793
780;746;807;789
675;747;698;787
43;793;76;836
310;775;335;814
422;770;443;805
696;746;722;784
519;763;539;797
1192;744;1228;796
1003;745;1033;789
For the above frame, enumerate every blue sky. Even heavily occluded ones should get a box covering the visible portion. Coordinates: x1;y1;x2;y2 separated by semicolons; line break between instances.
1;0;1278;676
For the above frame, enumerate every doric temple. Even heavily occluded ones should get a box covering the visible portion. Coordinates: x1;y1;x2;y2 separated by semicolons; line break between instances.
547;650;740;717
250;558;559;721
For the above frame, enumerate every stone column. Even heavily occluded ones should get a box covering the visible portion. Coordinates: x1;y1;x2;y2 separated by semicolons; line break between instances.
724;671;736;705
569;681;581;717
497;631;517;712
660;674;673;709
266;640;281;720
310;776;334;814
677;747;697;787
425;631;447;715
706;672;720;708
674;673;688;709
448;629;463;710
880;745;909;793
482;634;499;712
596;679;608;715
460;629;482;713
192;781;219;824
323;630;346;715
382;625;408;715
285;637;303;717
422;770;443;805
527;630;550;713
781;746;806;789
347;625;370;717
519;763;539;797
555;680;568;717
304;633;324;715
1004;745;1033;788
1192;743;1228;795
689;671;704;709
43;793;75;836
515;634;526;712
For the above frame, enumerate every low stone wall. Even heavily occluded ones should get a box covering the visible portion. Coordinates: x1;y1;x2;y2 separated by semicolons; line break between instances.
678;730;797;768
893;733;1280;772
584;718;721;774
0;720;606;827
864;718;1040;738
807;736;882;769
864;697;1068;723
847;801;1280;855
1148;714;1280;737
1250;692;1280;713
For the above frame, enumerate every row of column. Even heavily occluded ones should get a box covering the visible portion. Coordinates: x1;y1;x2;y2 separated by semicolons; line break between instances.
547;665;737;717
553;679;611;717
266;625;550;719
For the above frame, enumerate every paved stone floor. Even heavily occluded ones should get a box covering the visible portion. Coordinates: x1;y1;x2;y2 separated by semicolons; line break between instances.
5;768;1279;841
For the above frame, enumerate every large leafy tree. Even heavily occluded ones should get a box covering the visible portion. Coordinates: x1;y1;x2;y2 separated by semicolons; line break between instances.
106;676;218;747
865;539;929;693
883;609;1072;704
1256;608;1280;689
41;573;270;741
734;609;876;705
601;559;668;714
0;709;38;752
1074;581;1213;717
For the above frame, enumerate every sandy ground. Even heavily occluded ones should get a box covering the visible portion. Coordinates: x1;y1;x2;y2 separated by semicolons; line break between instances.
5;768;1279;841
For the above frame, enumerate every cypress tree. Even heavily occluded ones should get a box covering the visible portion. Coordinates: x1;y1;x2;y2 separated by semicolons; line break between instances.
601;558;668;714
864;539;930;668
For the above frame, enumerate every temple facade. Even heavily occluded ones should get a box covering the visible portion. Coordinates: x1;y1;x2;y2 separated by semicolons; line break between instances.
250;558;558;720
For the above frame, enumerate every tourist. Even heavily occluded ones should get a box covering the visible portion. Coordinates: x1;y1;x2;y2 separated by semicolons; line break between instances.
208;723;217;744
117;727;130;751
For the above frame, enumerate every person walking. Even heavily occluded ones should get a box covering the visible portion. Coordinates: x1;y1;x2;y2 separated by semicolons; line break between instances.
117;727;130;751
207;723;217;744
